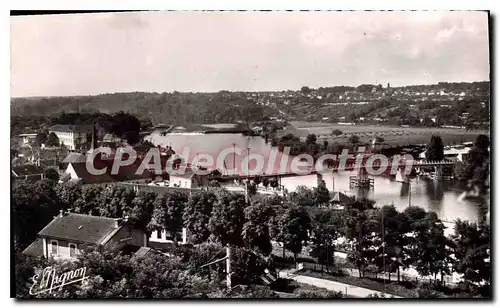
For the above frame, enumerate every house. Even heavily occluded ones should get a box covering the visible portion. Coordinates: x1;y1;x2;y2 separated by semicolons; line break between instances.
18;133;40;145
149;227;188;246
12;164;45;182
418;147;471;162
169;168;208;188
61;150;154;185
48;124;93;150
22;212;147;260
102;133;122;144
330;191;354;207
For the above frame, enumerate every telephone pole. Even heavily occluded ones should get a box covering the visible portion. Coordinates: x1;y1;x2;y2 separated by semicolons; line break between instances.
199;244;232;291
226;245;232;290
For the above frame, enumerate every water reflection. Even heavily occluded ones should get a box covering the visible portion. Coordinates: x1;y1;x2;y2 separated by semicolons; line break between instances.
147;132;488;224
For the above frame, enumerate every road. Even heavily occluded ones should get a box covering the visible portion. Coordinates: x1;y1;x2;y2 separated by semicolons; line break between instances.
279;269;402;298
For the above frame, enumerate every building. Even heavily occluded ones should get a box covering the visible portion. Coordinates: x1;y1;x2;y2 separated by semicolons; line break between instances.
48;124;93;150
22;212;147;260
12;164;45;182
61;150;154;185
149;228;188;246
419;147;471;162
18;133;41;145
169;168;208;188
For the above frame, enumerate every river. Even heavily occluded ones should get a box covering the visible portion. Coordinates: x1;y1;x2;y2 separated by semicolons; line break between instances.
146;132;489;228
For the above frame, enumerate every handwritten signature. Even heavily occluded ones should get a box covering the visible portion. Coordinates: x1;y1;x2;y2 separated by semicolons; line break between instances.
29;266;89;295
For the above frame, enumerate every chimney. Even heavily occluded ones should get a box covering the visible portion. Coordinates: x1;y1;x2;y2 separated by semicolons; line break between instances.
114;216;129;228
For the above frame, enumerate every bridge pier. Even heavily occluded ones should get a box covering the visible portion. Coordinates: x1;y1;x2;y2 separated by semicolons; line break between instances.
433;165;443;181
349;167;374;189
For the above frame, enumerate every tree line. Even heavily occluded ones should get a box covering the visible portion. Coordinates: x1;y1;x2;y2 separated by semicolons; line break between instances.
13;175;490;298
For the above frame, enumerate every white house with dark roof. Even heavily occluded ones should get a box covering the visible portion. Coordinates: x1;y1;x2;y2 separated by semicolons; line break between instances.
23;211;147;260
168;167;208;188
48;124;93;150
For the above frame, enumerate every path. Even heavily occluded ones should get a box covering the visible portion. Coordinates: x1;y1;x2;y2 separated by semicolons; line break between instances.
279;269;402;298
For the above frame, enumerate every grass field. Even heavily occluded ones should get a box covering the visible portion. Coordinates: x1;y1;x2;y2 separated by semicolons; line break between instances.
283;121;489;147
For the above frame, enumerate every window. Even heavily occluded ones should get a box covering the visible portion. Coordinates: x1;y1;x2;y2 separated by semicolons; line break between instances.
69;243;77;258
157;229;161;239
50;240;58;257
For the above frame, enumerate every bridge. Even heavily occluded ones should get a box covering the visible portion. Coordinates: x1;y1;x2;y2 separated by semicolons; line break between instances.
211;159;455;179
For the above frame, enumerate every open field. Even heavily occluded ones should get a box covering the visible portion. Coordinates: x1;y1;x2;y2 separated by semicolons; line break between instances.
284;121;489;147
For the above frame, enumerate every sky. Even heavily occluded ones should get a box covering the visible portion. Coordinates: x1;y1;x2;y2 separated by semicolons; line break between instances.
10;11;490;97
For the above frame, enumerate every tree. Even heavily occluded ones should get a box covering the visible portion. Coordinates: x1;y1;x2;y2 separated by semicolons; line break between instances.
110;111;141;144
301;86;312;94
346;208;380;278
46;132;60;147
451;220;490;294
348;135;360;145
376;205;409;282
331;129;343;136
322;140;329;151
208;191;246;246
313;181;330;206
310;208;341;267
54;181;82;210
253;175;263;186
280;206;311;265
426;212;454;283
426;135;444;161
124;190;157;231
147;192;187;245
12;179;60;251
35;132;47;147
305;134;317;145
72;185;102;215
164;191;188;244
44;168;59;182
183;191;217;244
269;177;279;189
97;186;135;218
466;134;490;194
247;181;258;196
242;200;273;255
289;185;315;207
148;193;168;236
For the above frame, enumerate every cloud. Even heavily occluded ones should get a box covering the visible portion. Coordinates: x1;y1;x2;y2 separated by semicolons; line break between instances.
10;11;489;97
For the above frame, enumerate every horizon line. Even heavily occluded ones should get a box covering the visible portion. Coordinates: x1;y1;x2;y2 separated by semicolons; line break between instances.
10;80;490;99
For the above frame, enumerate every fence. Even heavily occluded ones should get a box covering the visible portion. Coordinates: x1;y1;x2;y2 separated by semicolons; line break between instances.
298;261;456;286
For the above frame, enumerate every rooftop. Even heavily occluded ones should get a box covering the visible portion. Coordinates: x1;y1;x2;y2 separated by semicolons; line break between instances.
38;213;124;245
12;164;44;176
49;124;93;133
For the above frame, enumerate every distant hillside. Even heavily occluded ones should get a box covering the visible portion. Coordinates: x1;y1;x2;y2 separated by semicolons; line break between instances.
11;82;490;128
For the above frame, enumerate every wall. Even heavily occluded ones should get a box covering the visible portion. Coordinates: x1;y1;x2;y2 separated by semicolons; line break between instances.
106;224;146;249
45;237;81;260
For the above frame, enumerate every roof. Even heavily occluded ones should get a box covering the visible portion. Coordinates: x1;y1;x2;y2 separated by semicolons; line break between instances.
330;192;354;204
68;162;116;184
22;238;43;257
12;164;44;176
19;133;39;137
65;155;154;184
131;247;162;260
169;168;196;179
62;152;87;164
49;124;93;133
38;213;123;245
